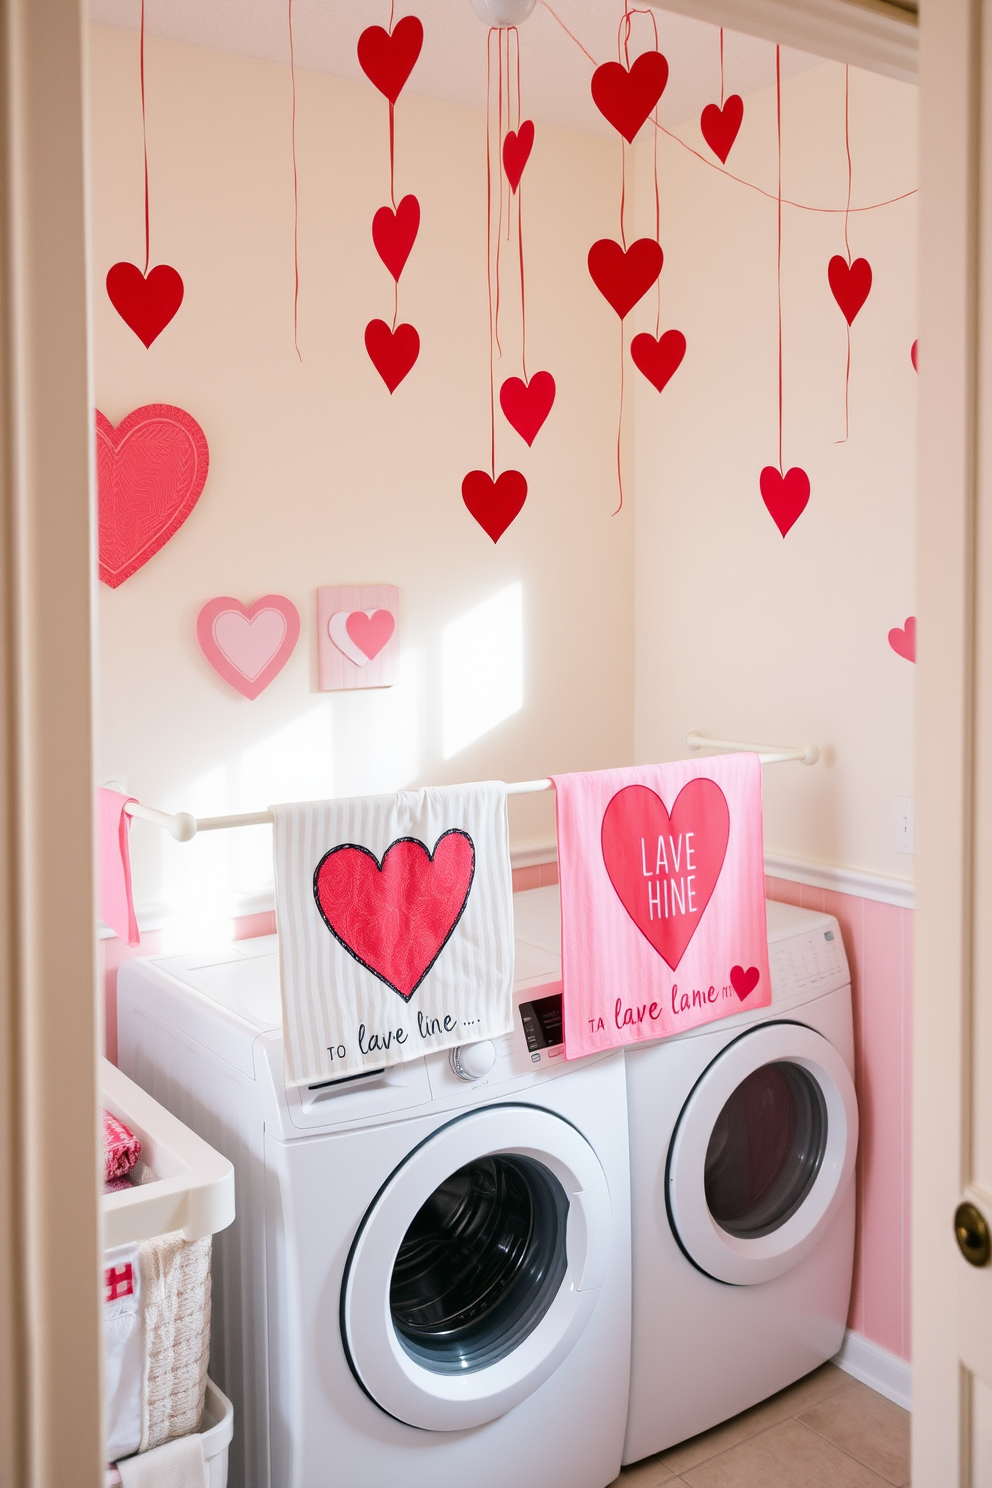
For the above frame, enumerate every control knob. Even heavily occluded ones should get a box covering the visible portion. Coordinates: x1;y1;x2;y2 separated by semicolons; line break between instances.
449;1040;497;1082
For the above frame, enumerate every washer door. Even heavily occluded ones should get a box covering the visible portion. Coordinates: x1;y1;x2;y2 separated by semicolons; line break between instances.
341;1104;612;1431
667;1023;858;1285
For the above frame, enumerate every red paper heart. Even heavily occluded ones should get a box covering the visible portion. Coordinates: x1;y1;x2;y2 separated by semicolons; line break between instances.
372;194;420;281
365;318;420;392
630;329;686;392
588;237;664;320
196;595;301;700
500;371;556;446
462;469;527;543
503;120;535;192
106;262;184;348
601;780;730;971
700;94;744;164
730;965;760;1001
591;52;669;143
760;465;810;538
828;255;872;325
911;339;919;372
314;830;475;1000
888;616;916;662
357;16;423;104
96;405;209;588
346;608;395;661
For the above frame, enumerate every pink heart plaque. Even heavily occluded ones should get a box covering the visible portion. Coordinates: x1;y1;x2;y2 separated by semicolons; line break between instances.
329;608;396;666
196;595;301;699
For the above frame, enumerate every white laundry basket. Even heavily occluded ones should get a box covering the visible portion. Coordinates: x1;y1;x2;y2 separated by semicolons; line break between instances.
104;1379;234;1488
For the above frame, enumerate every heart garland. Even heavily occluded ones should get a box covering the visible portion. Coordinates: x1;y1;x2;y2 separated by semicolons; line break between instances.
359;15;423;392
196;595;301;700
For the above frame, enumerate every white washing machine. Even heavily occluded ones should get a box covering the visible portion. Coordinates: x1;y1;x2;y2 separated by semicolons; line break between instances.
116;886;631;1488
621;896;859;1464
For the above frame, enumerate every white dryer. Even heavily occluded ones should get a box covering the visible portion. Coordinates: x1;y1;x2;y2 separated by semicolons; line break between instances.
116;886;630;1488
622;897;859;1464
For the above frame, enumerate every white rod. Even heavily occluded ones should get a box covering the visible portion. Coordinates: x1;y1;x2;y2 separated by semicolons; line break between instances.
685;731;820;766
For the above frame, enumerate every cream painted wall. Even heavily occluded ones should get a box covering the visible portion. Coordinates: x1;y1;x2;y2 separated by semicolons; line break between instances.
633;61;917;881
89;25;633;919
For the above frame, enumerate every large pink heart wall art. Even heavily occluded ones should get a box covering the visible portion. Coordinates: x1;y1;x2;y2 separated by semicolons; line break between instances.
318;585;400;691
96;405;209;588
196;595;301;700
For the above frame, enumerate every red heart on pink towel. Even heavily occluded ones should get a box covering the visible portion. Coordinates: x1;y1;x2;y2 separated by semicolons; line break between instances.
196;595;301;699
730;965;760;1000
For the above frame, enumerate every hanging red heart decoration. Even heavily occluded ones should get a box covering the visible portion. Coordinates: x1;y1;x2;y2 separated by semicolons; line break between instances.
499;371;555;446
760;465;810;538
365;319;420;392
888;616;916;663
372;194;421;281
911;339;919;372
462;469;527;543
700;94;744;164
588;238;664;319
503;120;535;193
106;262;184;348
630;330;686;393
828;255;872;325
357;16;424;104
591;52;669;143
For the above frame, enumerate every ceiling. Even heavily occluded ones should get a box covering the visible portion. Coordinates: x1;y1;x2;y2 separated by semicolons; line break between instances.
86;0;824;135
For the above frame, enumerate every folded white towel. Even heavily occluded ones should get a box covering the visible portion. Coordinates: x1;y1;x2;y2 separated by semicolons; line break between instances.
104;1242;144;1462
273;783;514;1085
139;1233;212;1452
117;1434;207;1488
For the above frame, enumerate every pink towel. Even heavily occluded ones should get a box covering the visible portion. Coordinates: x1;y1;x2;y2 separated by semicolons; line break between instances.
104;1109;142;1180
98;788;140;947
552;754;771;1059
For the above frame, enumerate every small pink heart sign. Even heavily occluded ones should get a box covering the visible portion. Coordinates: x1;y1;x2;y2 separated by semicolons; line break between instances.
197;595;300;699
329;608;396;666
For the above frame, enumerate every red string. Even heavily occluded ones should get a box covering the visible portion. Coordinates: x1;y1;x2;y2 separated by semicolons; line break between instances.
620;141;627;250
289;0;301;361
389;102;396;210
487;29;497;478
615;326;625;514
776;44;782;474
720;27;725;109
494;28;504;359
139;0;149;275
839;65;852;443
513;28;528;383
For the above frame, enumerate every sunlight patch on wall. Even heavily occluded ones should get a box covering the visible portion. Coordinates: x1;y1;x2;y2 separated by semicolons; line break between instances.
443;583;523;759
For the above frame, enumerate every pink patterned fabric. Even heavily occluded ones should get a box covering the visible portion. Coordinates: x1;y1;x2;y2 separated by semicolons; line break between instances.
103;1109;142;1180
98;788;139;947
552;754;771;1059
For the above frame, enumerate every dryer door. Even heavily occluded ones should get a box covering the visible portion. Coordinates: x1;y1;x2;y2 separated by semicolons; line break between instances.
667;1023;858;1285
341;1103;612;1431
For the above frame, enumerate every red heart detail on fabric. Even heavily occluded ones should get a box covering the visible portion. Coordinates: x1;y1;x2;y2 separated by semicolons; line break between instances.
828;255;872;325
630;329;686;392
591;52;669;143
700;94;744;164
314;829;475;1000
365;318;420;392
601;780;730;971
503;120;535;192
888;616;916;662
911;339;919;372
346;608;395;661
372;194;420;282
357;16;423;104
196;595;300;700
760;465;810;538
500;371;555;446
462;469;527;543
106;262;184;348
588;237;664;320
96;405;209;589
730;965;760;1001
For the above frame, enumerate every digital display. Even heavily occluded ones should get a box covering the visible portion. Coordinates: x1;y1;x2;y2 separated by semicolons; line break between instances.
518;993;563;1052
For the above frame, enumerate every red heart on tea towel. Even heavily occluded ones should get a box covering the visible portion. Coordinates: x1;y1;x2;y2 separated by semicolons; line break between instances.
329;608;396;666
96;404;209;589
106;262;184;348
601;780;730;971
314;829;475;999
196;595;301;700
630;330;686;393
365;319;420;392
462;469;527;542
503;121;534;192
372;195;420;281
828;255;872;325
700;95;744;164
500;371;556;446
588;238;664;320
730;965;760;1001
888;616;916;662
760;465;810;538
357;16;423;104
591;52;669;143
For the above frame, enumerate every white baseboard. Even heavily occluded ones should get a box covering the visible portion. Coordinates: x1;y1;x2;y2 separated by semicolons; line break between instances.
833;1329;912;1411
764;853;914;909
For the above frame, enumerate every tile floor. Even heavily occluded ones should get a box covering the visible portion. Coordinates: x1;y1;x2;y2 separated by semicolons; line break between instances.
608;1364;910;1487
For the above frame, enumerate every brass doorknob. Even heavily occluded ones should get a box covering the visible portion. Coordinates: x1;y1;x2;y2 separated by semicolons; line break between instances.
955;1202;991;1267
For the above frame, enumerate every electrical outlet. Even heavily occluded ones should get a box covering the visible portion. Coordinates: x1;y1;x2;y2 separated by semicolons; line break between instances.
894;796;915;855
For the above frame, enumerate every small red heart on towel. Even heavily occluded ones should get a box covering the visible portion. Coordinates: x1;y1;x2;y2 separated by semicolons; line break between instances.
314;830;476;999
591;52;669;142
730;965;760;1001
